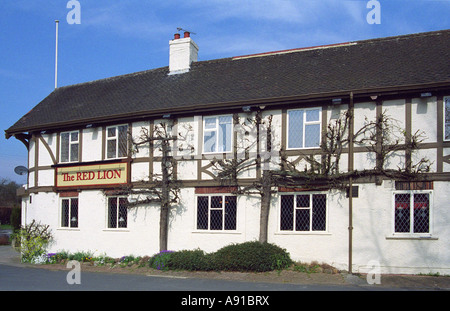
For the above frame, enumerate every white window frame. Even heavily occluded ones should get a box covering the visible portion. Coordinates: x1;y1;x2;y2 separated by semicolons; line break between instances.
202;115;233;154
392;190;433;237
444;96;450;142
278;192;328;233
195;194;238;232
60;197;79;229
287;107;322;149
60;130;79;163
106;124;128;159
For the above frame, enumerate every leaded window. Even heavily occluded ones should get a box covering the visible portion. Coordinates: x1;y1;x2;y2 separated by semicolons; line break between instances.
60;131;79;163
108;197;128;228
61;198;78;228
280;193;327;232
197;195;237;231
394;192;431;234
106;125;128;159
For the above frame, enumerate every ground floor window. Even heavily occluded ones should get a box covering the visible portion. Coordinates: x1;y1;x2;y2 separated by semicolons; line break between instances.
394;191;431;234
196;195;237;231
280;193;327;232
61;198;78;228
107;197;128;228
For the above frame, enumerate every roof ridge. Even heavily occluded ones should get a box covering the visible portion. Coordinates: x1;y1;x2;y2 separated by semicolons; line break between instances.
231;29;450;60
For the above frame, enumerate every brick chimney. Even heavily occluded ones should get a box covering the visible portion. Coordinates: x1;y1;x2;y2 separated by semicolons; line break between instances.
169;31;199;74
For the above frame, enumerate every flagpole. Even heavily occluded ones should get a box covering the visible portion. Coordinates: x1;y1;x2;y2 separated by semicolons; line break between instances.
55;20;59;89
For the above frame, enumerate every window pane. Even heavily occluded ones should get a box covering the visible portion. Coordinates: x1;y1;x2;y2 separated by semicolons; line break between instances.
295;209;310;231
305;124;320;148
60;133;70;162
108;198;118;228
70;198;78;228
62;199;69;227
210;210;223;230
204;130;216;153
205;117;216;129
118;198;127;228
446;97;450;140
312;194;326;231
218;119;232;152
413;193;429;233
296;195;310;208
224;196;237;230
197;197;209;230
70;132;78;142
107;139;117;159
288;110;303;148
70;143;79;162
107;127;116;137
306;109;320;122
280;195;294;230
395;193;410;233
118;125;128;157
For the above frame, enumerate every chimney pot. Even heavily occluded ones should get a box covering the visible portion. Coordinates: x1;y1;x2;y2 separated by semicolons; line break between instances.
184;31;190;38
174;33;180;40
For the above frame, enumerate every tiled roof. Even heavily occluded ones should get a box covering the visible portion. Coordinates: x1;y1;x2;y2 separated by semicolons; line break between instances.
5;29;450;136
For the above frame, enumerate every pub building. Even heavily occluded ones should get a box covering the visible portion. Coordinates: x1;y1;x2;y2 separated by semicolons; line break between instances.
5;30;450;275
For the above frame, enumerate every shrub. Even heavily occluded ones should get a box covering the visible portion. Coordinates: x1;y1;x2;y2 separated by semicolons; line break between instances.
12;220;53;264
69;251;94;262
119;255;142;266
168;249;215;271
149;250;174;270
213;241;292;272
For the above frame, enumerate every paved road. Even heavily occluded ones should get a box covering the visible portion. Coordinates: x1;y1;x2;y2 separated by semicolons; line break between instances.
0;263;368;291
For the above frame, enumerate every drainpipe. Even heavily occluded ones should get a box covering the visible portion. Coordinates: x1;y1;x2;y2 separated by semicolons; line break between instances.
348;92;354;274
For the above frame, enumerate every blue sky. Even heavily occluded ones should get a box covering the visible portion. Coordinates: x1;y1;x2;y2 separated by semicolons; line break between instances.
1;0;449;184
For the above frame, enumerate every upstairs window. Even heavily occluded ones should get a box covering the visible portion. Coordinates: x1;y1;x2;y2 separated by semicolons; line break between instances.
60;131;79;163
106;125;128;159
445;96;450;141
287;108;321;149
203;115;233;153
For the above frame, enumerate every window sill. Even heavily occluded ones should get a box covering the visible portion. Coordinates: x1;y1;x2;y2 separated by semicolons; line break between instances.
192;230;241;234
57;228;80;231
275;231;331;236
103;228;129;232
386;235;438;240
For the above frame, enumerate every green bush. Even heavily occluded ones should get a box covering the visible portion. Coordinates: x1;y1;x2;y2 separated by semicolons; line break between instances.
12;220;53;264
149;251;174;270
168;249;215;271
213;241;292;272
68;251;94;262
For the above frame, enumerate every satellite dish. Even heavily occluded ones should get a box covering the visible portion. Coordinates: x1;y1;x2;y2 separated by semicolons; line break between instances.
14;166;28;176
